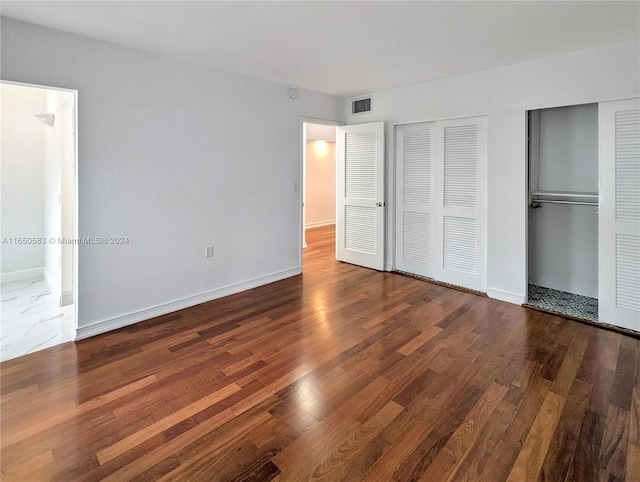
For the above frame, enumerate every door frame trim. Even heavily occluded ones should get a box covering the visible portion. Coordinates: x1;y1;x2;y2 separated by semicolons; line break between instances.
299;117;341;271
1;79;79;340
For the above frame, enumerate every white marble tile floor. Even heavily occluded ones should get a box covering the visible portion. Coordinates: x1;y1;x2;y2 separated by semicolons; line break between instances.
1;277;74;362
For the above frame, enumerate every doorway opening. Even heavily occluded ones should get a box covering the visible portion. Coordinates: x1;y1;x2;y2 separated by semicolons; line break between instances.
526;103;599;323
1;81;78;361
302;121;338;269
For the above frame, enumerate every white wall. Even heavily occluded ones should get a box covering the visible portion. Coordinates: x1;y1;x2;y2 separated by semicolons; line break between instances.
528;104;598;298
344;40;640;304
305;140;336;227
1;17;343;336
0;83;46;277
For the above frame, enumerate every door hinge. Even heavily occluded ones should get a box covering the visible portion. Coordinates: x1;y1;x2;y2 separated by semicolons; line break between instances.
376;201;385;207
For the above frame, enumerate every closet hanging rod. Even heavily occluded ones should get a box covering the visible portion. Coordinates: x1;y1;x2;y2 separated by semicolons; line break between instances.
531;191;597;200
530;199;598;207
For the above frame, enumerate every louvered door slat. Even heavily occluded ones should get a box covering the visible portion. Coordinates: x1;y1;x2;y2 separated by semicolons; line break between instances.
345;206;377;254
345;132;377;199
616;234;640;312
403;212;431;265
444;125;478;209
443;216;477;274
615;109;640;223
403;130;431;205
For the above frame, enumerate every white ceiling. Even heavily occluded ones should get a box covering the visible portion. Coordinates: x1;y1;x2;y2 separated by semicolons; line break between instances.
2;1;638;98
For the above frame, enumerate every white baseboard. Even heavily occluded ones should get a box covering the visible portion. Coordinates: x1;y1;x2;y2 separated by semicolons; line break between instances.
75;266;302;340
0;267;44;284
487;288;525;305
305;220;335;229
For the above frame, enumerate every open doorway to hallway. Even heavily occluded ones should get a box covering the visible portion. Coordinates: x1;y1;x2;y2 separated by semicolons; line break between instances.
303;223;336;269
1;81;78;362
302;122;337;267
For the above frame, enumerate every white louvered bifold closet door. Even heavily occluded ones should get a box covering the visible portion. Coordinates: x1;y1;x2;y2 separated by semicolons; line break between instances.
599;98;640;331
337;122;385;270
433;117;487;291
396;123;435;277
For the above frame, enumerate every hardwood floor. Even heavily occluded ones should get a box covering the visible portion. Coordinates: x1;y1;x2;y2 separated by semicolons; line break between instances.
1;224;639;481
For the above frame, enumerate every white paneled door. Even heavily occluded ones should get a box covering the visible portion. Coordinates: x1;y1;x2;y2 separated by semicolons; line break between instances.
395;116;487;292
396;122;435;277
599;98;640;331
337;122;385;270
436;117;487;292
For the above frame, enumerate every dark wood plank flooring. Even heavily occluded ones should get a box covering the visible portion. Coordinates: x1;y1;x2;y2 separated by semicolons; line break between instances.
1;225;639;481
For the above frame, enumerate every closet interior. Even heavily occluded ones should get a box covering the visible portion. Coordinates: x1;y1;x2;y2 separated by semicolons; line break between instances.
527;103;599;322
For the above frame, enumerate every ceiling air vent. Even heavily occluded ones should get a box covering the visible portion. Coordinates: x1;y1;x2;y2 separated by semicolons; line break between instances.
352;97;372;115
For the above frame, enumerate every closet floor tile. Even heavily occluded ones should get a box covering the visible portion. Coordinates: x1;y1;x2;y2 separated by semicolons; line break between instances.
527;284;598;322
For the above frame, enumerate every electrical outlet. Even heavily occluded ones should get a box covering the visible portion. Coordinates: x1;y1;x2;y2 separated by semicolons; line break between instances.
205;245;214;258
